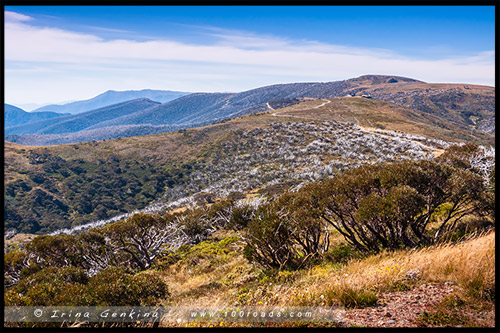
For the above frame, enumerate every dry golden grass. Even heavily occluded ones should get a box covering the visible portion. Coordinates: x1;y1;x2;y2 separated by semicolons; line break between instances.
152;229;494;311
262;96;488;145
155;230;255;307
286;230;495;307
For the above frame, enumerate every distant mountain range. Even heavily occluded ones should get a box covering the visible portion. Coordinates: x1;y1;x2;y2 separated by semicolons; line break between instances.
4;104;69;128
5;75;495;146
31;89;190;114
5;98;161;136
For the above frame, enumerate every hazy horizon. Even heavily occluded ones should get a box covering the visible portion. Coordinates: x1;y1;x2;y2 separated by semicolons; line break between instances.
5;5;495;107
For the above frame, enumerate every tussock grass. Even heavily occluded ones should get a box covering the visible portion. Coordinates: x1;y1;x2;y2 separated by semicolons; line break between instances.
154;229;494;312
285;230;495;308
149;229;495;327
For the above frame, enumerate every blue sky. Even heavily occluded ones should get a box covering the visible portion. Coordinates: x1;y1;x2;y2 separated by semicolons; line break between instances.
4;5;495;109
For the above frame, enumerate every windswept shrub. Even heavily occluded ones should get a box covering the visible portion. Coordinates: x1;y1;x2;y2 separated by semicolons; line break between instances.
4;251;29;289
320;159;489;252
5;266;89;306
6;207;231;287
437;143;495;182
104;213;187;270
85;267;169;306
25;234;82;268
244;185;329;269
437;143;495;215
229;205;256;230
5;266;168;307
206;198;236;229
244;204;296;269
173;209;214;245
243;149;492;267
75;229;121;276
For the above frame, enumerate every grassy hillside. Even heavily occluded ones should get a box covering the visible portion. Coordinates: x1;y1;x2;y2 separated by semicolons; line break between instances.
5;229;495;327
272;96;494;145
6;94;494;234
346;75;494;133
152;229;494;327
5;96;466;234
4;173;495;327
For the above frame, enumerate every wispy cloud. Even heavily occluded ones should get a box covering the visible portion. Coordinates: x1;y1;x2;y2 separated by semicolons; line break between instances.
5;10;34;22
4;11;495;104
78;25;132;34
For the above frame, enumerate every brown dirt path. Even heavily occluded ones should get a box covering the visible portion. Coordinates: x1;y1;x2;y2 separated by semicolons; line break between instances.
341;283;456;327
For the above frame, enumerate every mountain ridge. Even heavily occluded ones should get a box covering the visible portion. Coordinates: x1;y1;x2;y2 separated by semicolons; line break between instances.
6;75;495;146
31;89;190;114
4;104;70;128
5;98;161;136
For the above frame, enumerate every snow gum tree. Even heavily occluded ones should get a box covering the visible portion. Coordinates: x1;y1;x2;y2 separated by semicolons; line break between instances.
243;153;492;268
243;185;329;269
320;159;489;251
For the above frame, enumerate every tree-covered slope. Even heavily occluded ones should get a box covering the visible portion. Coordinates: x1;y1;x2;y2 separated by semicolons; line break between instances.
5;96;474;234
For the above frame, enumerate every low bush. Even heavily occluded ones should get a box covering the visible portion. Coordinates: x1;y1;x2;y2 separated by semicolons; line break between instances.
243;150;493;270
244;187;329;270
418;310;470;327
325;243;363;264
86;267;169;306
4;266;89;306
4;266;168;307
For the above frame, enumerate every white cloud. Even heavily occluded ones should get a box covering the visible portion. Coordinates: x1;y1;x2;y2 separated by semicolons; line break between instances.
4;11;495;105
5;11;33;22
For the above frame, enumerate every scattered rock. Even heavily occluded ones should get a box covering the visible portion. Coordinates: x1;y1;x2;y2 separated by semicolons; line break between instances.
405;269;421;281
342;283;457;327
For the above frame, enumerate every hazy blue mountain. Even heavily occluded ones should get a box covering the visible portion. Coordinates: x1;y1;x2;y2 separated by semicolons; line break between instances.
5;98;161;135
86;93;234;130
32;89;190;114
5;104;69;128
83;81;353;131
